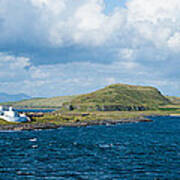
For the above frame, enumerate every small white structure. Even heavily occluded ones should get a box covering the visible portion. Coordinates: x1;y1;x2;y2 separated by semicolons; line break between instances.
0;106;30;122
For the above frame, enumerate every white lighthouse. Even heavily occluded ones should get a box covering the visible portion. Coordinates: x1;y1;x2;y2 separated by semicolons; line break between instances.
0;106;30;122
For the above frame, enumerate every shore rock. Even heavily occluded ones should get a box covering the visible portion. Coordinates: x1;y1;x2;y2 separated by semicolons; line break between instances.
0;117;152;131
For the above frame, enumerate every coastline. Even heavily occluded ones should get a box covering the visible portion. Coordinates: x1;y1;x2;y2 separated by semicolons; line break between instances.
169;114;180;117
0;117;152;131
0;109;179;131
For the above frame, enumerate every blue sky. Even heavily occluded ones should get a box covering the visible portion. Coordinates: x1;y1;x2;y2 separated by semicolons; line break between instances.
104;0;128;13
0;0;179;97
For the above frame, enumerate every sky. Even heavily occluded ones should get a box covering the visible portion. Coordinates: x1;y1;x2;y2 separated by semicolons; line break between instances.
0;0;179;97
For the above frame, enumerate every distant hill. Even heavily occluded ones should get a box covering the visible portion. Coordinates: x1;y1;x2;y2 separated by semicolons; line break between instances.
0;92;31;103
1;96;76;109
1;84;174;110
62;84;171;111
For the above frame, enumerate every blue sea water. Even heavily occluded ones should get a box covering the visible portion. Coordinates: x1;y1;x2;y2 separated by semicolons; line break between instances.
16;109;55;113
0;116;179;179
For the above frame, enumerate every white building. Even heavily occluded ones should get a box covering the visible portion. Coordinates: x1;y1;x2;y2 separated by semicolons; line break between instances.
0;106;30;122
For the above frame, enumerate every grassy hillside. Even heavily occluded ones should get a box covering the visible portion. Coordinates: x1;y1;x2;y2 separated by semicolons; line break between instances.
0;96;76;109
158;96;180;111
166;96;180;105
62;84;171;111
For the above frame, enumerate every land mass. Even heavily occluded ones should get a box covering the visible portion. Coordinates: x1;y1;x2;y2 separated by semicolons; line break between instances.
0;96;76;109
0;92;31;103
62;84;171;111
0;83;179;131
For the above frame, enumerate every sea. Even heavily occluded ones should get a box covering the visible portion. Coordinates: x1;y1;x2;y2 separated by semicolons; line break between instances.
15;109;55;113
0;116;179;179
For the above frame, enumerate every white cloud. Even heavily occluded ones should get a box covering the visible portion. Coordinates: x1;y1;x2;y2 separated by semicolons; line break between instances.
106;77;116;85
118;48;136;60
0;0;125;47
0;0;180;52
168;32;180;52
126;0;180;51
0;53;31;80
0;53;179;97
0;0;179;96
127;0;180;23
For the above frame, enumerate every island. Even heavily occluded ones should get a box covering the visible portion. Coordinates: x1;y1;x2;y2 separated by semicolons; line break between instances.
0;83;179;131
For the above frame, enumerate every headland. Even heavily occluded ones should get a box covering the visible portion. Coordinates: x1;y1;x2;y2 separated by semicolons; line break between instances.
0;83;179;131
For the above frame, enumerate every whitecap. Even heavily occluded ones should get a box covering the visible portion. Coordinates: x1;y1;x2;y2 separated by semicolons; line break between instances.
99;144;113;148
32;145;38;148
29;138;37;142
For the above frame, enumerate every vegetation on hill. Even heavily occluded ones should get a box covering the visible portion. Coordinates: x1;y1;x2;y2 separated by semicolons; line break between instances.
0;96;76;109
166;96;180;105
1;109;179;129
159;96;180;111
62;84;171;111
0;83;179;129
0;84;177;112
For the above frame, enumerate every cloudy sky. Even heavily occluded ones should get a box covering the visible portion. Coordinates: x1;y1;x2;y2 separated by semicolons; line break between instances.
0;0;179;97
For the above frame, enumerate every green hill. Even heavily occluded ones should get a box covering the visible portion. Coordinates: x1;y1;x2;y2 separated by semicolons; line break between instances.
166;96;180;105
0;96;76;109
159;96;180;111
62;84;171;111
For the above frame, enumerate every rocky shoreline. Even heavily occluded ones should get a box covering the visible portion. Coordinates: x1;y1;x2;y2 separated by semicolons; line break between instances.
0;117;152;131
